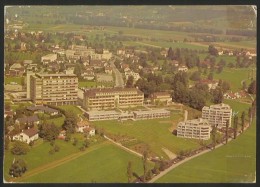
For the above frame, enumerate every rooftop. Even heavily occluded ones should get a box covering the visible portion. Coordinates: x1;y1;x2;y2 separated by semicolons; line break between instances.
133;109;170;115
84;88;143;97
22;128;39;137
16;115;39;123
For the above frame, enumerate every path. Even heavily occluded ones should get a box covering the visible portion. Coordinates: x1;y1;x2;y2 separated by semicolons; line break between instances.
162;147;177;160
9;142;109;182
104;135;143;158
135;41;161;48
109;60;124;88
148;125;250;183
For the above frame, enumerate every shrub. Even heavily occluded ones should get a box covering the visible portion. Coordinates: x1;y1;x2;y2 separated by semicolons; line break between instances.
11;141;30;155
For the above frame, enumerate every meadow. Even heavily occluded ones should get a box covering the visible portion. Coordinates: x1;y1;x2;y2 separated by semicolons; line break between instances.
20;143;153;183
5;77;24;85
92;112;202;159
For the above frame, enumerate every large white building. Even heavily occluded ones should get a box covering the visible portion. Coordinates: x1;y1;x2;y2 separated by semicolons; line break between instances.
177;118;211;140
41;54;57;64
83;88;144;110
12;128;39;144
202;103;232;128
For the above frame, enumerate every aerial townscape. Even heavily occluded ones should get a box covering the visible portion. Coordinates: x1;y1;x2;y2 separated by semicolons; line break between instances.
3;5;256;183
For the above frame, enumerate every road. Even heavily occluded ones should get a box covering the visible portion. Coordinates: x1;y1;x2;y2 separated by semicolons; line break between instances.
109;60;124;88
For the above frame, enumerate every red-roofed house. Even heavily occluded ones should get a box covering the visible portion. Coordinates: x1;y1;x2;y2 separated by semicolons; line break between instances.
12;128;39;144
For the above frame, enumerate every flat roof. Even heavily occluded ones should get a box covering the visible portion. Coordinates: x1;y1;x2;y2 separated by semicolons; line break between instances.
35;73;77;77
86;110;120;115
133;109;170;115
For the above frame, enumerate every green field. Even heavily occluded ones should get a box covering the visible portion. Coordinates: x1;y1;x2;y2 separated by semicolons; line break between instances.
4;139;81;181
5;77;24;85
21;143;153;183
57;105;83;115
214;68;252;92
79;81;98;88
156;101;255;183
46;115;65;128
92;112;202;159
132;41;208;50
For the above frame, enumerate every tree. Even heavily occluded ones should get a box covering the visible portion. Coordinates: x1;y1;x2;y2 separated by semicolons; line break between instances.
72;138;78;146
167;47;174;59
208;45;218;56
126;161;133;183
39;123;60;141
142;151;148;181
11;141;30;155
212;87;223;104
189;71;201;81
241;111;245;132
151;162;160;175
225;120;229;145
126;76;134;88
233;115;238;139
211;125;217;149
9;158;27;177
62;112;77;133
208;72;214;80
248;80;256;94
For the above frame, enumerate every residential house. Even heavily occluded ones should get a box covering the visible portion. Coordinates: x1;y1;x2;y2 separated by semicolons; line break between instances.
76;121;90;133
9;63;25;76
199;79;219;90
81;70;95;80
12;128;39;144
15;115;40;126
178;65;188;72
83;127;95;137
23;60;33;67
26;106;59;116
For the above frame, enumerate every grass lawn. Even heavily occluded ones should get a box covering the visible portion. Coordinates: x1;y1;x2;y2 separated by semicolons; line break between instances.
156;100;255;183
46;115;65;128
92;112;202;159
20;143;153;183
4;139;81;181
79;81;98;88
57;105;83;115
135;41;208;50
214;68;252;92
5;77;24;85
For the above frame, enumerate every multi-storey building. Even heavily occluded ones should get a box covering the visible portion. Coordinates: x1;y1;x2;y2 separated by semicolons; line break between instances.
133;109;170;120
202;103;232;128
30;73;78;105
177;118;211;140
83;88;144;110
150;92;172;105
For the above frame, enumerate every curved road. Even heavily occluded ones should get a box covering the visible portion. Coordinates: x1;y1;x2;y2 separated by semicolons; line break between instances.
109;60;124;88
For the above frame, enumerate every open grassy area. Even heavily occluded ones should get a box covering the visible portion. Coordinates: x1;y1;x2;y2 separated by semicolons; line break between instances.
92;112;202;159
5;76;24;85
214;68;252;92
57;105;83;115
156;100;255;183
134;41;208;50
4;139;81;181
79;81;98;88
46;115;65;128
20;143;153;183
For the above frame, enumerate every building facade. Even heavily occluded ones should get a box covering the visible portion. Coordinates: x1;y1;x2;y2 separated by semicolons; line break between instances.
30;73;78;105
133;109;170;120
83;88;144;110
202;103;232;128
151;92;172;105
177;118;211;140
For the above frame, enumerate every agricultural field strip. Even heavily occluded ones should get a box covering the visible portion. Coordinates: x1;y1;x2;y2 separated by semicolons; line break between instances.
10;141;109;182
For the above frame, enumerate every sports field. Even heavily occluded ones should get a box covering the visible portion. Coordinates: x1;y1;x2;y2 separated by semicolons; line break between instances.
156;101;255;183
20;143;152;183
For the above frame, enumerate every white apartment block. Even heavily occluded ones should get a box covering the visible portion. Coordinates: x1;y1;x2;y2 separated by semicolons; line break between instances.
177;118;211;140
125;71;140;81
30;73;78;105
202;103;232;128
83;88;144;110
